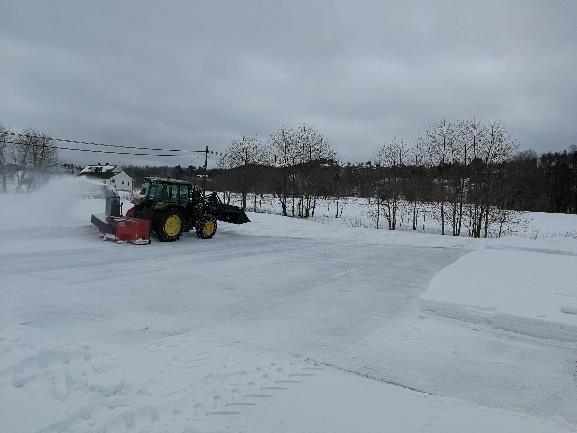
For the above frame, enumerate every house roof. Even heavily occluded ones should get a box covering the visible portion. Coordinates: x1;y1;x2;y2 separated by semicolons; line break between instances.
79;171;117;180
144;176;192;185
79;164;119;174
78;164;130;180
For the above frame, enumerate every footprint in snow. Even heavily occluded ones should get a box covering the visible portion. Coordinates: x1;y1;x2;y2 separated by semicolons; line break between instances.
302;366;324;371
260;386;288;390
193;403;203;417
206;410;240;416
226;401;256;407
247;380;258;392
243;393;273;398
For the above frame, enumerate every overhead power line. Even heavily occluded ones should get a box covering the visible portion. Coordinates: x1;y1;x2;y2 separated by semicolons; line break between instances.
4;131;228;158
1;140;186;157
6;131;205;153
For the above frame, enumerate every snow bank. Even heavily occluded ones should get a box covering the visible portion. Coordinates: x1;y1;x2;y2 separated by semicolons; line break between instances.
421;249;577;341
0;176;105;229
527;212;577;239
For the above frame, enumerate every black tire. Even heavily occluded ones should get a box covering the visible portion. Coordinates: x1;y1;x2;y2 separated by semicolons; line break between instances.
155;209;184;242
196;215;217;239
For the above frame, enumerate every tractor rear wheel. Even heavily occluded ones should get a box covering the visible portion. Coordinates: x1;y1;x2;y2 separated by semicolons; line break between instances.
155;210;184;242
196;215;217;239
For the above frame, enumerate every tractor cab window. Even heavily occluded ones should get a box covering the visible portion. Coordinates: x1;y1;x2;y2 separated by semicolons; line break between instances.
162;184;178;203
146;183;164;201
178;185;189;203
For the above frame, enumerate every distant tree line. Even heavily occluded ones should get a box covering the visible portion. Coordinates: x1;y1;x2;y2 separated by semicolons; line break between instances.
209;121;577;237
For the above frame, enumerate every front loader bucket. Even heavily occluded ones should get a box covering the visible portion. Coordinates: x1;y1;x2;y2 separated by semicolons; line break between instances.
208;203;251;224
206;193;251;224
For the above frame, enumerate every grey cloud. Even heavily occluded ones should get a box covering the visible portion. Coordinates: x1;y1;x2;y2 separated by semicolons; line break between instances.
1;0;576;166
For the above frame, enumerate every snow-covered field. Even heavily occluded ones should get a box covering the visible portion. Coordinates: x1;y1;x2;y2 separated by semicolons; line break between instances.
1;177;577;433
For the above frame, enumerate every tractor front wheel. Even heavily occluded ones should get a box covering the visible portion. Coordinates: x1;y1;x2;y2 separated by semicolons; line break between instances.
196;215;217;239
156;210;184;242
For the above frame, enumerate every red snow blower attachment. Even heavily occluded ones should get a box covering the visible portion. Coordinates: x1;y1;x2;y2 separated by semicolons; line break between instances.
91;187;151;244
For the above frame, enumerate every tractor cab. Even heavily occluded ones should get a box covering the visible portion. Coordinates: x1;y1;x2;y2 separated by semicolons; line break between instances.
134;177;194;208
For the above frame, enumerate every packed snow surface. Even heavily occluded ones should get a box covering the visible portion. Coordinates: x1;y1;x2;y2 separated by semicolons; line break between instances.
1;178;577;433
422;249;577;340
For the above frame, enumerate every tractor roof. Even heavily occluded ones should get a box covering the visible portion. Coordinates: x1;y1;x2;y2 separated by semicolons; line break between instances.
144;177;193;186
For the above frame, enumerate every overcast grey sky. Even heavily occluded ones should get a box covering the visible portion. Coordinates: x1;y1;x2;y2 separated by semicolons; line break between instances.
1;0;576;166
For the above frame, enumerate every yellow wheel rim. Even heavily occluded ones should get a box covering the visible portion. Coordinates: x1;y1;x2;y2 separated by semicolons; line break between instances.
203;220;215;236
164;214;182;237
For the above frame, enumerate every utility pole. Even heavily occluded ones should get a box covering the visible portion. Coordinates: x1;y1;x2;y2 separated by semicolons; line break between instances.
201;145;208;194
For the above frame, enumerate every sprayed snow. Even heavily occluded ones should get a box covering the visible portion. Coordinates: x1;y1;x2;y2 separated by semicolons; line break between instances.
0;176;105;229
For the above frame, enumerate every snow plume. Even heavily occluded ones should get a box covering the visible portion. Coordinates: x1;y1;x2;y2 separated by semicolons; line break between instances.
0;175;105;229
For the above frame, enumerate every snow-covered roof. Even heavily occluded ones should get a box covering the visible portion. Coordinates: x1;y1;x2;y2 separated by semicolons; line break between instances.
79;164;119;174
78;164;129;180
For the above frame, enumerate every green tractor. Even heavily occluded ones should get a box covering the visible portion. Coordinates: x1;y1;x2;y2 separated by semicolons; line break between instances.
91;177;250;244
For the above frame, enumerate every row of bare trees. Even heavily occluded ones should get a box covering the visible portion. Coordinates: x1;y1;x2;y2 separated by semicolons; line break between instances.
368;119;519;237
0;125;59;192
212;120;535;237
217;124;336;217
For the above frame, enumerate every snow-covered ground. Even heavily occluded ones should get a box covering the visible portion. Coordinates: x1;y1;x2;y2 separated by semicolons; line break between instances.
422;249;577;340
228;192;577;240
1;177;577;433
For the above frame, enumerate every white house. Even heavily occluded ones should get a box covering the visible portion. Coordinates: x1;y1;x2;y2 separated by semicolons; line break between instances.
78;164;133;192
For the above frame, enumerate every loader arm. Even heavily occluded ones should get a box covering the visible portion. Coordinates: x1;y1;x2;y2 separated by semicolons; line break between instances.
205;193;250;224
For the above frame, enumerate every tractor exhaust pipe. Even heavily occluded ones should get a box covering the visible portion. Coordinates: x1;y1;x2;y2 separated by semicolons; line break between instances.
104;186;121;217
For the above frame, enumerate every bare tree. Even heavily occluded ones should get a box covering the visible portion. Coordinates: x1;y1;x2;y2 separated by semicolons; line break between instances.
439;119;473;236
293;124;336;217
269;126;297;216
329;166;348;218
269;124;335;218
10;129;59;191
449;119;487;236
467;121;518;237
218;135;270;210
374;137;407;230
406;140;428;230
422;120;456;235
0;124;9;192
